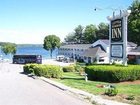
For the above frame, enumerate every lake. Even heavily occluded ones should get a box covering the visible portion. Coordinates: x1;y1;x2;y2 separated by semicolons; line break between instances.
0;45;58;60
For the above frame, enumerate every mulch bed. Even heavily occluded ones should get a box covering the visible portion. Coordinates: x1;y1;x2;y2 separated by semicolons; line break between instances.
116;80;140;85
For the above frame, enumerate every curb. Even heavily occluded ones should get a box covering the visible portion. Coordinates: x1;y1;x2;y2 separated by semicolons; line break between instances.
39;77;130;105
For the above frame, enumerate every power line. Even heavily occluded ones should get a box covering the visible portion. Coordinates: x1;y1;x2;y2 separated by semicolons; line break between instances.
94;6;124;12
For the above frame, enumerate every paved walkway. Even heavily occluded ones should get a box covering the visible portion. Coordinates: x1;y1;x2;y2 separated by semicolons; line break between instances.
0;63;91;105
42;59;74;66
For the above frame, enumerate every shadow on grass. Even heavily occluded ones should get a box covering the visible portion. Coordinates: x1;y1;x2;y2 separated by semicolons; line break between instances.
61;77;84;80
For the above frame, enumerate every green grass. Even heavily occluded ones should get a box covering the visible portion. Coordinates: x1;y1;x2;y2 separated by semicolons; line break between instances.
55;72;140;104
117;84;140;96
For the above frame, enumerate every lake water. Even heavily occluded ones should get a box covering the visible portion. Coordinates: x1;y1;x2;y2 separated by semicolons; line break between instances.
0;45;58;60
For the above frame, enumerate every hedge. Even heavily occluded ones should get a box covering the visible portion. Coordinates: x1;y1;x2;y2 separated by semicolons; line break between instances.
23;64;63;79
85;65;140;82
62;66;75;72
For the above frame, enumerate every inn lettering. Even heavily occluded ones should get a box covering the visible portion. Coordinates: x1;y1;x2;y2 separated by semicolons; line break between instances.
111;19;122;42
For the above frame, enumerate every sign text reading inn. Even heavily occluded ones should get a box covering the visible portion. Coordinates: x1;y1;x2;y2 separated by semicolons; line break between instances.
111;19;123;42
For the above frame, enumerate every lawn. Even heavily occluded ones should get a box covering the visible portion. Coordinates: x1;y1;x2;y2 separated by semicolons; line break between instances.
55;72;140;105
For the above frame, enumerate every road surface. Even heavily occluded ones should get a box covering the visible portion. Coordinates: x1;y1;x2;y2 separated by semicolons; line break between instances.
0;63;91;105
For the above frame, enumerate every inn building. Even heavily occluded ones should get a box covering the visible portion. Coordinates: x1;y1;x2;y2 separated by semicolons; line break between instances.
58;39;140;64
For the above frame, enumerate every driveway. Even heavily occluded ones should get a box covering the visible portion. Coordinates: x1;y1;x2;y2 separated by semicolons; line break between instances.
0;63;91;105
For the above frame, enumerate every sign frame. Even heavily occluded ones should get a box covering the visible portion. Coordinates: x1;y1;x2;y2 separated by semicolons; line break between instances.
111;18;123;43
111;44;123;58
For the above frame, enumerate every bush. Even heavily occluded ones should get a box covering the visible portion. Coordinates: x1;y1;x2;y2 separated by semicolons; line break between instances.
23;64;63;78
126;95;135;100
74;65;85;75
63;66;75;72
104;84;118;96
85;65;140;82
23;64;37;74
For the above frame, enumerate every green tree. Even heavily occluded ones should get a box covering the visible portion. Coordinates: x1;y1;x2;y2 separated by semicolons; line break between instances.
97;22;109;39
64;32;75;43
43;35;61;58
74;25;84;43
1;43;17;55
128;0;140;45
84;24;98;43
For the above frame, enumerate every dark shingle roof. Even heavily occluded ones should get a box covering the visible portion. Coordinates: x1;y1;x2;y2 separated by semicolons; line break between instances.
101;39;109;45
60;44;91;49
91;44;106;52
100;39;137;47
128;46;140;55
127;42;137;47
82;46;107;57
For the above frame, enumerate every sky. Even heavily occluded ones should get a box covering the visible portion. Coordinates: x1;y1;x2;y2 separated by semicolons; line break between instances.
0;0;133;44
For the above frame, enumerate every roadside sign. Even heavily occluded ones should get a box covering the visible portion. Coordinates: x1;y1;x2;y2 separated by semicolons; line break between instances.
107;10;131;65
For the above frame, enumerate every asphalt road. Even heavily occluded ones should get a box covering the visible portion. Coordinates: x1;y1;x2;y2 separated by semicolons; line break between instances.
0;63;91;105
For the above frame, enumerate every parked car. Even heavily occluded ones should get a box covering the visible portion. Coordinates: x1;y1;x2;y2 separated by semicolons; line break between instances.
63;57;70;63
56;55;65;62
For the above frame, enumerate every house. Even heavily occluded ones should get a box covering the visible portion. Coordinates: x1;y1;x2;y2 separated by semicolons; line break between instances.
82;46;108;64
127;46;140;64
58;39;140;64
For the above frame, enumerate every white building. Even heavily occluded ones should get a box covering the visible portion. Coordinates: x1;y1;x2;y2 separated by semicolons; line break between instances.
58;39;140;64
58;44;91;60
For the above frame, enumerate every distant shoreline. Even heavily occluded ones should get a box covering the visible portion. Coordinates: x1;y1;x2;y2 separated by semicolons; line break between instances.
17;44;43;47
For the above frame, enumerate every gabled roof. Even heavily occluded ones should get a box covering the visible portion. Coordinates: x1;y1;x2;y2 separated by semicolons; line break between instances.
97;39;137;47
91;44;106;52
60;44;91;49
60;39;137;50
101;39;109;45
82;46;107;57
127;42;137;47
128;46;140;55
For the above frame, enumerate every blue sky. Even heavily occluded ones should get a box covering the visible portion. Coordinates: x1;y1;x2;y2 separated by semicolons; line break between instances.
0;0;133;44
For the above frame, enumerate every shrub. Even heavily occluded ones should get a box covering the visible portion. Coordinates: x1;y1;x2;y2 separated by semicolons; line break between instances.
85;65;140;82
74;65;85;75
23;64;37;74
104;84;118;96
126;95;135;100
23;64;63;78
63;66;75;72
74;65;81;72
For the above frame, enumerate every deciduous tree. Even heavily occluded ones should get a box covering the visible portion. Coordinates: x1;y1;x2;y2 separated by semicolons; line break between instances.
1;43;17;55
43;35;61;58
74;25;84;43
128;0;140;45
84;24;97;43
64;32;75;43
97;22;109;39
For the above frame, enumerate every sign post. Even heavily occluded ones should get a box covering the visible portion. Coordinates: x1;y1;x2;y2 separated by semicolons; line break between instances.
107;10;131;66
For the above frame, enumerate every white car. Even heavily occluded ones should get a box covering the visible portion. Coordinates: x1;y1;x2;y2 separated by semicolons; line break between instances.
56;55;65;61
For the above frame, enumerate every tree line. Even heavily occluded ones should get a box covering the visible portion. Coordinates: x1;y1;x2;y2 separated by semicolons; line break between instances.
64;0;140;45
64;23;109;44
128;0;140;45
